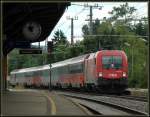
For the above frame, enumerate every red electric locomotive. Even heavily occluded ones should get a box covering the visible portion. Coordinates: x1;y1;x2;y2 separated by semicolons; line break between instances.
95;50;128;92
51;50;128;93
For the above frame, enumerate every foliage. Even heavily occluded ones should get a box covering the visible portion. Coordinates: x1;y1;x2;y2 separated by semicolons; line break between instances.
52;29;69;45
8;49;46;74
108;2;136;22
133;18;148;41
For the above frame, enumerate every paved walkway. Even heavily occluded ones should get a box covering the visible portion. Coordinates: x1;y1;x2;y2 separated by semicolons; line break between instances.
1;89;51;116
1;89;88;116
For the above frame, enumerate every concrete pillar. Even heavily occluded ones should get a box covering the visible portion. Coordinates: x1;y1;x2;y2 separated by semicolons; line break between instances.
2;55;7;91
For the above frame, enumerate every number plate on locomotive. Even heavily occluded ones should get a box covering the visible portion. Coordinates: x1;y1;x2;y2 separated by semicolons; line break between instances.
109;74;117;77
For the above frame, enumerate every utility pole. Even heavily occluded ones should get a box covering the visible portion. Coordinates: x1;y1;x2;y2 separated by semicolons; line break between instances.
89;6;92;35
84;4;103;35
67;16;78;45
44;38;48;64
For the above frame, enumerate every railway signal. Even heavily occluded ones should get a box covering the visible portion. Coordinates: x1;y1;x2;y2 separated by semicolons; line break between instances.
47;41;53;53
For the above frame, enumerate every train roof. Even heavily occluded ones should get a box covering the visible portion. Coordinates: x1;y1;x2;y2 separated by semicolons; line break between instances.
99;50;124;53
52;54;89;68
10;54;89;74
97;50;125;55
10;64;50;74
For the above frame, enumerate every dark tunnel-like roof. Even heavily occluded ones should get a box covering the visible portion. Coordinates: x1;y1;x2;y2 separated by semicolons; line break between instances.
3;2;70;55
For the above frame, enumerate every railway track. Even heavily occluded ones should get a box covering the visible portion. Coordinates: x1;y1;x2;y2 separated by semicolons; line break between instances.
115;95;147;102
54;89;148;102
61;93;148;116
87;93;147;102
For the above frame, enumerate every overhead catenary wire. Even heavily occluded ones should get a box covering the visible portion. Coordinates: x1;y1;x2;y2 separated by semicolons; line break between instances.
71;3;85;7
75;7;86;16
74;34;148;38
85;35;148;38
85;18;148;21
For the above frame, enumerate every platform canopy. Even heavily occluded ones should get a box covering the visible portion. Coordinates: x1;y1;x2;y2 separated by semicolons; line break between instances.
3;2;70;55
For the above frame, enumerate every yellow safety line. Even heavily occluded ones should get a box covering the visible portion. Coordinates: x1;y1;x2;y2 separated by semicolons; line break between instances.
43;91;56;115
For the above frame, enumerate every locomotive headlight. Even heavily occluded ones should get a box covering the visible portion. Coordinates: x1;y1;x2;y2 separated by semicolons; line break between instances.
123;72;126;77
99;72;103;77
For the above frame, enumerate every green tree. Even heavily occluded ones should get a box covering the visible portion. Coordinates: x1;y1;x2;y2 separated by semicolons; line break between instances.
108;2;136;23
82;24;89;35
133;17;148;41
50;30;70;62
52;30;69;45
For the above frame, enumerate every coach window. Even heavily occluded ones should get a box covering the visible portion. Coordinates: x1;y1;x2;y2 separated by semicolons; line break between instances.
34;71;37;76
36;71;42;76
70;63;83;73
65;66;67;74
18;73;21;78
80;63;83;72
25;72;32;77
25;73;28;77
21;73;24;78
60;67;63;75
38;71;42;76
20;73;23;78
43;70;47;77
33;71;36;77
16;73;18;78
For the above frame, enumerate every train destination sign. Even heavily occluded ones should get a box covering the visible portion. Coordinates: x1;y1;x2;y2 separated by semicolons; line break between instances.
19;49;42;54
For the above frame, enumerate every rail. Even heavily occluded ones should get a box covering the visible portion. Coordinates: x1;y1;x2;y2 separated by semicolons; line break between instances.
60;93;148;116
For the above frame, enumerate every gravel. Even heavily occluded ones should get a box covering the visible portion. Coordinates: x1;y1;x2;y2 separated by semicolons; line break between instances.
56;91;148;114
92;95;148;113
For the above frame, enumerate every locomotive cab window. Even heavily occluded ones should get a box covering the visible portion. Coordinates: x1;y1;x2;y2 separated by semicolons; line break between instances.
102;56;112;69
102;56;122;69
113;56;122;69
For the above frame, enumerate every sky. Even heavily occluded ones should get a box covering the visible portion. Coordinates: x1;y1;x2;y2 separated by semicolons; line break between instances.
32;2;148;46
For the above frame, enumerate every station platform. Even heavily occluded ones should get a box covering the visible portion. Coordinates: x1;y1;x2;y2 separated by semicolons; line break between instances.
1;89;88;116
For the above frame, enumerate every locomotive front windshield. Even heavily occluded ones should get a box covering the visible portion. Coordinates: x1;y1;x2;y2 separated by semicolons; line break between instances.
102;56;122;69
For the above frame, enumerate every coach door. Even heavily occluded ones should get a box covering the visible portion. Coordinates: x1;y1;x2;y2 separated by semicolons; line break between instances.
84;54;90;84
84;59;88;83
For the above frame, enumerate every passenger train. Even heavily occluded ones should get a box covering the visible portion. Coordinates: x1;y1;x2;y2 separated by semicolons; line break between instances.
10;50;128;93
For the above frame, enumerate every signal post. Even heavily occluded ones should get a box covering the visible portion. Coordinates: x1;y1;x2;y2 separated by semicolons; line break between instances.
47;41;53;91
